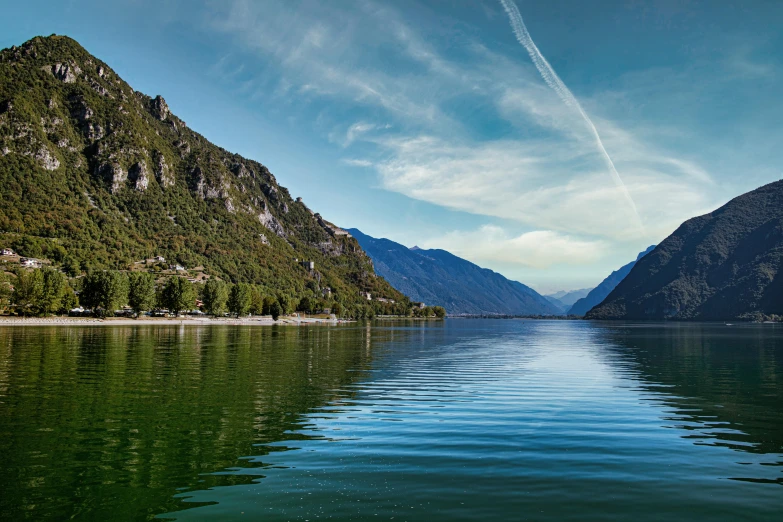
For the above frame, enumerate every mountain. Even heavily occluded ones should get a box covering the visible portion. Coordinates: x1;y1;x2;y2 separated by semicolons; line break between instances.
543;296;567;313
0;35;403;305
568;245;655;316
586;180;783;321
546;289;591;303
347;228;560;315
544;288;591;311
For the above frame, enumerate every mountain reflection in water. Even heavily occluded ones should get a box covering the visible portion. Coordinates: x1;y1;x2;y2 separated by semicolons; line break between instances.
0;320;781;521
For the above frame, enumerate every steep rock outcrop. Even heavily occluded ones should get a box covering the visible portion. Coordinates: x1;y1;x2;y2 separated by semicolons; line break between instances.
33;146;60;170
128;160;150;191
153;152;174;188
45;62;81;83
150;95;169;121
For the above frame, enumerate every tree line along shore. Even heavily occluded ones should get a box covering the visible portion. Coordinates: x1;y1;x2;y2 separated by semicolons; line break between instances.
0;266;447;320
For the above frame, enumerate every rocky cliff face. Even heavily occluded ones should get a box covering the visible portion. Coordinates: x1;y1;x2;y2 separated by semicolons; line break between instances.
586;181;783;321
0;35;401;303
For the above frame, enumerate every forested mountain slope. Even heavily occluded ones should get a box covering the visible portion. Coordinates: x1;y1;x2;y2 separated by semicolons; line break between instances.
0;35;403;306
586;181;783;321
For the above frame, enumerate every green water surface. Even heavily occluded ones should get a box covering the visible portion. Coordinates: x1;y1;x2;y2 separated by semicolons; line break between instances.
0;320;781;520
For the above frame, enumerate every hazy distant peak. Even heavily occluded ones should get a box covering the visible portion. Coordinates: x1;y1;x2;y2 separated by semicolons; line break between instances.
350;229;560;315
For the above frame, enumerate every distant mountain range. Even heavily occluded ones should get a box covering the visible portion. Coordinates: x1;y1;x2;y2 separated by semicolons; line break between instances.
568;245;655;316
348;229;560;316
587;180;783;321
544;288;591;312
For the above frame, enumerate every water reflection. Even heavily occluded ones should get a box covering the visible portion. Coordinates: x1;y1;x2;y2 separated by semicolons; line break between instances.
166;320;783;521
1;321;782;522
593;322;783;483
0;324;396;520
596;323;783;451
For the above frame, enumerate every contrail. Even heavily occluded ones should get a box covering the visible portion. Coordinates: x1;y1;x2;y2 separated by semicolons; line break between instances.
499;0;644;230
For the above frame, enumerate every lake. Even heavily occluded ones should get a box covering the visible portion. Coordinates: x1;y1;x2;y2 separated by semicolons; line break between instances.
0;320;781;521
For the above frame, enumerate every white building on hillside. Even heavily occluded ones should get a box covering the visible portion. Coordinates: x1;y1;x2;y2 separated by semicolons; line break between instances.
20;258;41;268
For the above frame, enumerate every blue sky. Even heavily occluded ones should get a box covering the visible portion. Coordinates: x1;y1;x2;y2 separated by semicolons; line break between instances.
3;0;783;293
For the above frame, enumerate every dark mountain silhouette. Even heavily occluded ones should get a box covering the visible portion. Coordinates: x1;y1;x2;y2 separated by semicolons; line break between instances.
348;229;560;316
568;245;655;316
587;180;783;320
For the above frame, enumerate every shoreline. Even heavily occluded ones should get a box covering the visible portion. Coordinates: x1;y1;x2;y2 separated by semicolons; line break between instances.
0;316;352;327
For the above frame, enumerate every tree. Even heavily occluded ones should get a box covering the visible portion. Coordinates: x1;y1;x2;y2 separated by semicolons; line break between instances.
228;283;252;316
432;306;446;319
59;286;78;314
128;272;156;315
202;279;228;316
37;268;68;316
12;236;43;258
0;272;13;312
297;295;313;314
9;268;75;316
268;300;281;321
161;277;195;316
352;305;366;320
277;293;295;315
332;302;343;317
81;271;129;316
262;296;277;316
62;256;81;277
12;270;43;316
249;286;264;315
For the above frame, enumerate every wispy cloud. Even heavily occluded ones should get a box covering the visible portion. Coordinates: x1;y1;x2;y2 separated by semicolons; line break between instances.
370;135;713;241
342;158;374;168
204;0;771;268
498;0;642;230
330;121;391;147
421;226;606;269
207;0;452;125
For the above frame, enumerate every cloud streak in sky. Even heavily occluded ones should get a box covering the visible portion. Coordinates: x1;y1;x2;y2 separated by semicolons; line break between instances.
207;0;751;278
499;0;643;231
421;226;606;269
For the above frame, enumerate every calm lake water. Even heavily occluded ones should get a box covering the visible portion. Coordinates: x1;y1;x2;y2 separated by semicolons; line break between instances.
0;320;781;521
